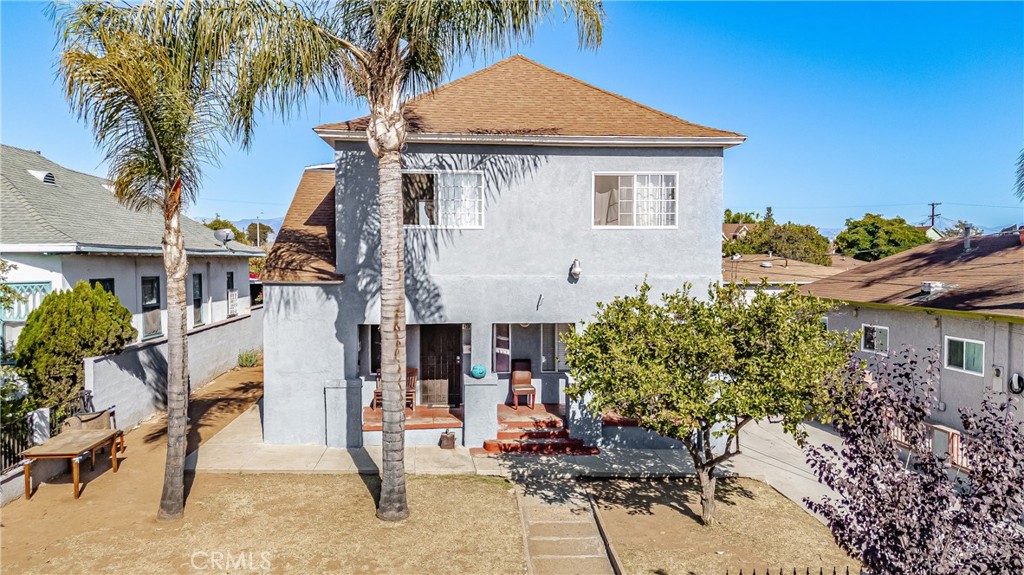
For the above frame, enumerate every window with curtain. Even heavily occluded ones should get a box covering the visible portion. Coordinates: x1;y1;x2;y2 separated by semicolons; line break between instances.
946;337;984;375
402;171;484;228
593;173;676;227
541;323;573;372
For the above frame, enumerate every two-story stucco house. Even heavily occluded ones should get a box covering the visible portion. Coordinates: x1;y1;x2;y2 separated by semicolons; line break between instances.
804;229;1024;462
0;144;262;352
262;55;744;449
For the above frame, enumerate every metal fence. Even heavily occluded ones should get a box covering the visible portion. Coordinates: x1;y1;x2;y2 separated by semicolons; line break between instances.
1;412;34;473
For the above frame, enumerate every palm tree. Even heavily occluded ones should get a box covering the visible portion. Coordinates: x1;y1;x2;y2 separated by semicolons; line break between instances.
54;1;339;521
316;0;604;521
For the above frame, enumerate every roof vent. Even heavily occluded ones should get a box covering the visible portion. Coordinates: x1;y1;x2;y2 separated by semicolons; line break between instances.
27;170;56;185
760;261;773;268
921;281;944;294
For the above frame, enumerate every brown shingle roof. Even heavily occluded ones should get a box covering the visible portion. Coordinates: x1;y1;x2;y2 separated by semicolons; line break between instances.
263;168;341;283
802;232;1024;320
724;254;842;285
314;55;743;140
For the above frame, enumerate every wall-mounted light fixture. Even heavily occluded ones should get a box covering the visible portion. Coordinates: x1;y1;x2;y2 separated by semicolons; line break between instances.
570;258;582;279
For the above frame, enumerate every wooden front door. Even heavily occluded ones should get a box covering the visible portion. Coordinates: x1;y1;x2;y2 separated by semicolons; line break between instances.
419;324;462;406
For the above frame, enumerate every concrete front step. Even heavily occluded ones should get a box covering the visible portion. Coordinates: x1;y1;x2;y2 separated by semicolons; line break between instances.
496;427;570;440
481;437;599;455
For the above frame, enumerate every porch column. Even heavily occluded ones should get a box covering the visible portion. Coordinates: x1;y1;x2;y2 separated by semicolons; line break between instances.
463;322;498;447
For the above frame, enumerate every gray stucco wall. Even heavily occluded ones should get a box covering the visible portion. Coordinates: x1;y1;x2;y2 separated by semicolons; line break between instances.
83;307;263;430
827;305;1024;430
263;141;728;447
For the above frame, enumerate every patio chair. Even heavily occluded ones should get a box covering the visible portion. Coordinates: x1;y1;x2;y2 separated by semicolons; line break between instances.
510;359;536;410
60;406;125;469
372;367;418;411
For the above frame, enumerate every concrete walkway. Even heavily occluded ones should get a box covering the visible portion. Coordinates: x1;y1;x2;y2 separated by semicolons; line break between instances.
724;420;843;521
516;478;614;575
189;405;839;521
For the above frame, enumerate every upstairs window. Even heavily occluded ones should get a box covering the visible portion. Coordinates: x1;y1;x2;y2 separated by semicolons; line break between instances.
192;273;204;326
402;171;484;229
594;173;677;228
945;336;984;376
861;324;889;354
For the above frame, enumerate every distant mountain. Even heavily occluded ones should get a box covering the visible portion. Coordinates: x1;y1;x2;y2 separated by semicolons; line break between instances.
818;227;844;241
189;214;284;244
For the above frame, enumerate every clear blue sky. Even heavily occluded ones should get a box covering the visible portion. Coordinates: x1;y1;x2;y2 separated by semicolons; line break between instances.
3;1;1022;231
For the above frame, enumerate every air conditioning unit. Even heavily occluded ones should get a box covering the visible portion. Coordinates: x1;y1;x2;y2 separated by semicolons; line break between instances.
1009;373;1024;395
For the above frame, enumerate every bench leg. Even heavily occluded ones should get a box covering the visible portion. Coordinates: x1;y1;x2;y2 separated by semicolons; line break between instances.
23;460;31;500
72;457;81;500
111;438;119;472
91;450;96;471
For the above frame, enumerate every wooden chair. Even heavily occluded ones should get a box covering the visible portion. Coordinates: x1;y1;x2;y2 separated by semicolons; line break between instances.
373;368;418;411
510;359;536;410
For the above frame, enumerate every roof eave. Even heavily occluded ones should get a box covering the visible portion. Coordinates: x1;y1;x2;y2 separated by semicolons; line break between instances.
314;129;746;149
0;242;262;257
810;297;1024;325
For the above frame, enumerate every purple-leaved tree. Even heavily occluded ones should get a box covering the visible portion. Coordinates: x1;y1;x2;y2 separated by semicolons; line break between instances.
804;348;1024;574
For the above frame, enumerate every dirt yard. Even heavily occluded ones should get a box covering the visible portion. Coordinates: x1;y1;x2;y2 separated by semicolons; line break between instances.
0;367;525;575
589;477;859;575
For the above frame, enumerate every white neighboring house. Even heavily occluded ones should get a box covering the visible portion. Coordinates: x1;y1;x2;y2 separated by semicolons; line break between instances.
0;144;263;354
803;229;1024;462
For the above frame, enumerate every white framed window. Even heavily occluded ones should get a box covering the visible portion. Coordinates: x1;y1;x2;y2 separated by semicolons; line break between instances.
861;324;889;354
402;171;484;229
541;323;574;372
945;336;984;376
493;324;511;373
593;172;677;228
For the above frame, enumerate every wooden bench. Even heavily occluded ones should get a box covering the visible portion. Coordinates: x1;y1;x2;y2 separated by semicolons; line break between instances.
21;429;125;500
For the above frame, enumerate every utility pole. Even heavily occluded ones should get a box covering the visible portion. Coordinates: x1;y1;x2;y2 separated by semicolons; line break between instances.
928;202;942;228
256;213;262;248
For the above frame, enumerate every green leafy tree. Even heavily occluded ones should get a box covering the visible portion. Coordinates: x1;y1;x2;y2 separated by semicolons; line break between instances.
15;281;136;420
563;282;855;525
205;214;249;245
730;206;831;265
723;209;760;224
245;222;274;246
0;258;25;313
834;213;930;261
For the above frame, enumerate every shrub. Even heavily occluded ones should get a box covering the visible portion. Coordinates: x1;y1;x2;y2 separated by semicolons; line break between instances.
15;281;136;419
237;349;261;368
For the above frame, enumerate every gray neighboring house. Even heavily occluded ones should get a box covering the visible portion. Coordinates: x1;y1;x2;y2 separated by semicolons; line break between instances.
262;55;745;449
804;229;1024;453
0;144;262;352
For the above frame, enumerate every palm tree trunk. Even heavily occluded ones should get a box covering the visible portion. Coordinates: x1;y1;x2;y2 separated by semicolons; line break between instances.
375;145;409;521
157;208;189;521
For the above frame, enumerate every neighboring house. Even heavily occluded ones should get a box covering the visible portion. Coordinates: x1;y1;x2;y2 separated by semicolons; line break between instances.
0;144;262;353
723;253;842;299
916;225;945;241
262;55;745;448
804;229;1024;440
722;223;757;242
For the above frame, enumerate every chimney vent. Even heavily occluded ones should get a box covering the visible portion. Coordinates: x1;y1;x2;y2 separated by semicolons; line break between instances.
963;225;972;252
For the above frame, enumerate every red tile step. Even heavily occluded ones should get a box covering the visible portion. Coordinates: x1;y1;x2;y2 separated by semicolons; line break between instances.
496;427;570;440
481;437;599;455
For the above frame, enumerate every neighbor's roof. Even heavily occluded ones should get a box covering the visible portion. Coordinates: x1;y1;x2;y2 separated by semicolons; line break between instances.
0;145;260;256
722;223;756;239
314;55;744;144
802;232;1024;320
723;254;843;285
263;167;340;283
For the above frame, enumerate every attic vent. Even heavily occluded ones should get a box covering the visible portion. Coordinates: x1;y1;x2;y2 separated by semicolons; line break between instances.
759;261;773;268
27;170;56;185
